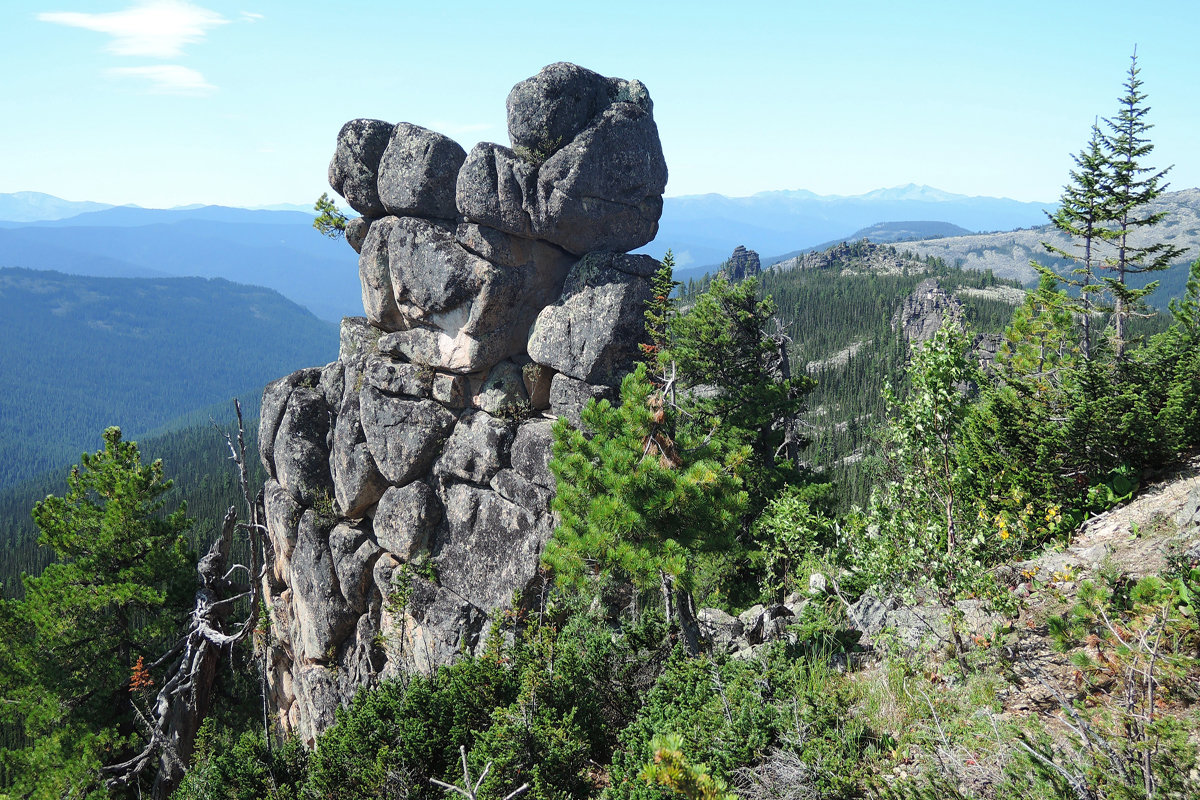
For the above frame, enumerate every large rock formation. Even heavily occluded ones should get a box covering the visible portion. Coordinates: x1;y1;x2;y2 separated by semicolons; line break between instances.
260;63;666;744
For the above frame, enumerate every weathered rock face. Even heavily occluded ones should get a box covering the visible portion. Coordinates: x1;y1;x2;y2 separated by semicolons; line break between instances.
261;63;664;744
891;278;964;344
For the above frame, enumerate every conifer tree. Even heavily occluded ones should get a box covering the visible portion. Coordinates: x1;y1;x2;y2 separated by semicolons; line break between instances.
544;364;748;649
665;276;812;499
0;428;194;798
642;250;679;364
1040;123;1115;362
312;192;348;239
1100;51;1186;357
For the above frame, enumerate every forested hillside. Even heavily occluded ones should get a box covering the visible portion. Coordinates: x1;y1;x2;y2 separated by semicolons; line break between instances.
0;411;263;597
896;187;1200;305
0;269;337;488
752;244;1026;503
0;206;359;321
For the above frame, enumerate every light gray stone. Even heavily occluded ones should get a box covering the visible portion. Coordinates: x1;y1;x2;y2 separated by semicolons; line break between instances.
432;372;469;408
273;387;334;507
289;511;358;661
510;419;556;489
328;118;393;217
386;216;478;319
319;361;345;413
374;481;442;559
548;373;615;428
455;143;539;236
435;411;513;485
528;253;653;385
364;357;433;398
345;216;370;254
357;217;406;331
436;485;550;611
697;607;743;653
330;396;388;519
359;386;458;486
532;101;666;255
473;361;529;415
259;367;322;476
489;468;553;514
506;62;616;159
329;520;382;612
377;122;466;220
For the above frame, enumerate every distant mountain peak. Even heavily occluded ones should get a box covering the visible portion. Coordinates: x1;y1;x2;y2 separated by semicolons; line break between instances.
858;184;961;202
0;191;115;223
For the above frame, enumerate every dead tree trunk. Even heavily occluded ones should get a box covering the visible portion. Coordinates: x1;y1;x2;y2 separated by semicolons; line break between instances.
101;400;269;799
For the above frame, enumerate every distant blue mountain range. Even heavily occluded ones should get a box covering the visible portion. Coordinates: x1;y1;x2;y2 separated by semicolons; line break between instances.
637;184;1057;269
0;197;358;321
0;187;1056;320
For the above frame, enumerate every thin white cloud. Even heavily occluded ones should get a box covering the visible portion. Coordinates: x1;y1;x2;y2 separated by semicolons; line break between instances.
240;11;264;22
38;1;228;58
108;64;215;94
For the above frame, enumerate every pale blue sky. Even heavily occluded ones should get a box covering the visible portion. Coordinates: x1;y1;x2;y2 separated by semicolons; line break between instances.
2;0;1198;208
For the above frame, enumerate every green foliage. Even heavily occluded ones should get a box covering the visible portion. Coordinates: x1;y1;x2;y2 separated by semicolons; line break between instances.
754;249;1024;508
1100;52;1187;356
0;268;337;491
0;427;195;798
304;656;517;800
846;322;993;598
751;484;836;601
608;644;870;800
192;605;672;800
666;275;812;501
1;409;268;600
642;250;680;364
171;723;307;800
1039;123;1116;361
1036;576;1197;799
312;192;348;239
544;362;748;597
639;734;736;800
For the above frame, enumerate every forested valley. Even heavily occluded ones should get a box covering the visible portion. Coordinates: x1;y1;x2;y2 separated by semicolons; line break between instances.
1;55;1199;800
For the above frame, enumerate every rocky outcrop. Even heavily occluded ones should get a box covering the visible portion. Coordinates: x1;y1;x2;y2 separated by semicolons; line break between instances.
723;245;761;281
260;63;666;744
891;278;964;344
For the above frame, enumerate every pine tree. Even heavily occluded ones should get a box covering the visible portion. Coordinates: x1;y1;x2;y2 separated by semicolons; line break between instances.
641;250;679;364
1040;123;1116;362
0;428;194;798
1100;50;1186;357
665;276;813;500
312;192;348;239
544;364;747;649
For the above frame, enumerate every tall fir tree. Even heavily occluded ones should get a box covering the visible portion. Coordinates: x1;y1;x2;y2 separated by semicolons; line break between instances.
1100;50;1185;357
665;276;812;503
642;249;679;364
1040;123;1116;362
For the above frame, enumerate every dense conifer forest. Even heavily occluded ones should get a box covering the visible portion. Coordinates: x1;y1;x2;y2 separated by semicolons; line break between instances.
0;269;336;488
